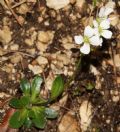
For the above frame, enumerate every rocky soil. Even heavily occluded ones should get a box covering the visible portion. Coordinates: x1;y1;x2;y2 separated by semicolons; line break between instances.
0;0;120;132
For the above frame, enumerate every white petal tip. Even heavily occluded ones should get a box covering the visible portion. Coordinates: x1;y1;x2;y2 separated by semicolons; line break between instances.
74;35;83;44
80;43;90;54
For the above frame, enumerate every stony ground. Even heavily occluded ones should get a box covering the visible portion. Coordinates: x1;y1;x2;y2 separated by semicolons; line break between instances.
0;0;120;132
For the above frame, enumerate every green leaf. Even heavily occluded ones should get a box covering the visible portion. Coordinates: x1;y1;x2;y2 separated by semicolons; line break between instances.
32;97;48;105
9;109;28;128
86;82;94;90
20;78;30;95
9;98;21;108
31;76;43;101
20;96;30;106
10;96;30;108
50;75;64;100
45;108;58;119
24;117;32;128
28;109;35;118
32;107;46;129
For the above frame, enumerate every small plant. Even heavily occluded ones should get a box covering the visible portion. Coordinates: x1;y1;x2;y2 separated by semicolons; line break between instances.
9;75;64;129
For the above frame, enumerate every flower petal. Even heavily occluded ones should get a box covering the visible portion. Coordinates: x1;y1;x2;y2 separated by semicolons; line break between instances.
100;19;110;29
94;28;100;36
99;7;105;17
90;35;101;46
102;30;112;39
93;20;98;28
80;43;90;54
99;38;103;46
84;26;94;37
74;35;83;44
104;7;113;16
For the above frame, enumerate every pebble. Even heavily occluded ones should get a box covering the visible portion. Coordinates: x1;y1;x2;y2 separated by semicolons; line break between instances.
37;31;54;43
36;41;47;52
10;53;22;64
75;0;85;9
79;100;92;131
28;64;43;74
10;44;19;50
26;48;36;55
17;3;30;14
25;31;37;46
0;26;12;44
56;54;70;65
112;95;119;102
46;0;70;10
36;56;48;65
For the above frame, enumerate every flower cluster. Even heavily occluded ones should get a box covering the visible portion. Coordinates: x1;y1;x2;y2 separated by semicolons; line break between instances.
74;6;113;54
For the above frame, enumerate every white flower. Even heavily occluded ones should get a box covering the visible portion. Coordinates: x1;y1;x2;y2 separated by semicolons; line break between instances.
93;19;112;39
74;26;102;54
99;6;113;18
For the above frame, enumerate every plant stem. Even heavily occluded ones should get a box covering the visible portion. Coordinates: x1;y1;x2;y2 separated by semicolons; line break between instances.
64;55;83;90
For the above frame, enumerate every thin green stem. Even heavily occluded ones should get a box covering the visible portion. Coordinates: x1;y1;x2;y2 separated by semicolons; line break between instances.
64;55;83;90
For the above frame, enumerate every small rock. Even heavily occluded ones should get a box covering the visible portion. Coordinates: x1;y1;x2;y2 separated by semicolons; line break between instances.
106;119;110;124
36;56;48;65
110;14;119;26
38;17;44;23
25;31;37;46
37;31;54;43
28;64;43;74
0;26;12;44
0;92;10;98
79;100;92;132
10;44;19;50
56;54;70;65
0;0;8;9
25;38;33;46
70;0;76;4
61;36;75;50
18;16;25;25
10;53;22;64
95;76;102;89
112;95;119;102
46;0;70;10
90;65;100;76
17;4;30;14
3;64;14;73
58;112;79;132
107;54;120;67
36;41;47;52
44;21;50;26
51;63;63;74
26;48;36;55
75;0;85;9
117;77;120;84
2;17;11;26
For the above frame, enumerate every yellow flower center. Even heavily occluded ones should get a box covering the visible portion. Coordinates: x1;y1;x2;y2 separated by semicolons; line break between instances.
84;36;90;43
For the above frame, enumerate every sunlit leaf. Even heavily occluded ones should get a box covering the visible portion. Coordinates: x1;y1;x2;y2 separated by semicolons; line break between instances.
32;107;46;129
31;76;43;101
10;96;30;108
50;75;64;100
20;78;30;95
32;97;48;105
24;117;32;128
9;98;21;108
9;109;28;128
